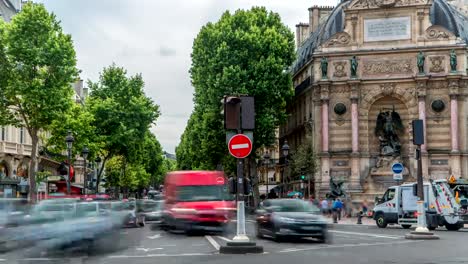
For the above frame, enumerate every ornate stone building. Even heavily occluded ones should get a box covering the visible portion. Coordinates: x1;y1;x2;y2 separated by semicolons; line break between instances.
280;0;468;201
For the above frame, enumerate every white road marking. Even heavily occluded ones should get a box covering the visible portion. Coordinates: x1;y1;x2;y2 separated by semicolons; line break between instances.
216;236;232;242
147;234;161;239
232;143;249;149
137;247;164;252
0;259;5;262
108;253;212;259
205;235;221;250
160;244;177;247
329;230;401;239
278;240;417;253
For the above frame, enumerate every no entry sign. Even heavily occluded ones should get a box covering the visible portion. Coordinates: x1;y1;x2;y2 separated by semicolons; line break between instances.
228;134;253;159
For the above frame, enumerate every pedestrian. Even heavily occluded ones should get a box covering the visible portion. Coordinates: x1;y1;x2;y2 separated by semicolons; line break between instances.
331;199;338;223
334;198;343;221
321;198;329;216
362;199;368;217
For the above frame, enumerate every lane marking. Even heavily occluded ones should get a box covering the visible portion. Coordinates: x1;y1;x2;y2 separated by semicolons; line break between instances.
216;236;232;242
232;143;249;149
147;234;161;239
205;235;220;250
137;247;164;252
329;230;401;239
108;253;213;259
0;259;5;262
160;244;177;247
278;240;417;253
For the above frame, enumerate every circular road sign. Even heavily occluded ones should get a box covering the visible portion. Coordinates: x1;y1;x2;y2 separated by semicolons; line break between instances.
228;134;253;159
391;163;404;174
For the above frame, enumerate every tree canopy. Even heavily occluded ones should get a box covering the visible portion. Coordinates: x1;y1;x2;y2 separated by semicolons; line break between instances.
177;7;295;173
0;2;78;200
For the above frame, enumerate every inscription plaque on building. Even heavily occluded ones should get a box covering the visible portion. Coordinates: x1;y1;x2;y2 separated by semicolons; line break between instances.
364;17;411;42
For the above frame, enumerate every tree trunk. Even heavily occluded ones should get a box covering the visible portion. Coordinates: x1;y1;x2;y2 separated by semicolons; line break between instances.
28;132;39;203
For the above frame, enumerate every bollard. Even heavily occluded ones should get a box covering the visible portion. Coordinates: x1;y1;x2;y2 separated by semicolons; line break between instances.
357;211;363;225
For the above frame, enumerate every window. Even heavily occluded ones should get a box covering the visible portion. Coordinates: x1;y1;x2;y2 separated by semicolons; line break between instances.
382;188;396;202
19;128;24;144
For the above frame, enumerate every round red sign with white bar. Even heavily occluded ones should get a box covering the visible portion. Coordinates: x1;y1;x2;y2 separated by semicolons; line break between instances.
228;134;253;159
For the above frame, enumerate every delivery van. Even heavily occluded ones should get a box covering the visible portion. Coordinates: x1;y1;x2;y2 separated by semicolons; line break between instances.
373;179;463;231
161;171;236;233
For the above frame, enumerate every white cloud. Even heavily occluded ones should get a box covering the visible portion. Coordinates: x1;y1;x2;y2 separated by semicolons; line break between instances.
36;0;335;153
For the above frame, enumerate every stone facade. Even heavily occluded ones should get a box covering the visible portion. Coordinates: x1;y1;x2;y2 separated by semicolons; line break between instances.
281;0;468;201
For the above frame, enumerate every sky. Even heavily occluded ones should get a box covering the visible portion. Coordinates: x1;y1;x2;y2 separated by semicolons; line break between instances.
36;0;335;153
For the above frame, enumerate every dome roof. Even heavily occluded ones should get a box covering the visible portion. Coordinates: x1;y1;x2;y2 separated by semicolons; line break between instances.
292;0;468;74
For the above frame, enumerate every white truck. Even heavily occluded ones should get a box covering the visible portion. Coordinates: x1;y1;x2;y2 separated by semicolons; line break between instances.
372;179;464;231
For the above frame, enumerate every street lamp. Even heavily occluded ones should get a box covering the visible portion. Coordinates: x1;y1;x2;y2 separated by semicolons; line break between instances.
281;140;290;198
263;152;270;197
65;130;74;195
81;146;89;196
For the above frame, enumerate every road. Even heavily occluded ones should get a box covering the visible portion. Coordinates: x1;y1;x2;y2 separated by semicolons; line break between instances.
2;220;468;264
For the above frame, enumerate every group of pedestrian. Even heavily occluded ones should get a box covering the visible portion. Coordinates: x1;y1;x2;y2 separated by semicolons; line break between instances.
319;197;344;222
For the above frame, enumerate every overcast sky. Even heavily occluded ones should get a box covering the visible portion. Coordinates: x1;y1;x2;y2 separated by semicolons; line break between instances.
36;0;335;153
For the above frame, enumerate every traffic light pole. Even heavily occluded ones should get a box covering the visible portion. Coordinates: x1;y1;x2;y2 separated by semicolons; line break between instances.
233;158;249;242
415;145;428;232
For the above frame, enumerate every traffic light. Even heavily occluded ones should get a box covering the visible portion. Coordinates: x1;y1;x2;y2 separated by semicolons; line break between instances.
301;175;306;181
413;183;418;196
243;177;251;195
228;177;236;194
223;96;241;130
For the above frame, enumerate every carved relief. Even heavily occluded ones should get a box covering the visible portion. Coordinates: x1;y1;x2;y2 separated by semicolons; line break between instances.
324;32;351;47
363;59;413;76
380;83;396;96
320;85;330;100
429;56;445;73
350;0;428;9
332;85;351;93
333;61;348;78
425;25;453;40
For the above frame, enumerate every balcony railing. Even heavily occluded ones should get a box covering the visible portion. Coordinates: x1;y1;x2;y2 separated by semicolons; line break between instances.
0;141;33;156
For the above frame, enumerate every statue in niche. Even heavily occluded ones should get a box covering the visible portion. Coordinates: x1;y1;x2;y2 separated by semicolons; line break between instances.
375;107;404;156
327;177;345;199
417;51;425;75
321;57;328;79
350;56;358;78
450;49;457;72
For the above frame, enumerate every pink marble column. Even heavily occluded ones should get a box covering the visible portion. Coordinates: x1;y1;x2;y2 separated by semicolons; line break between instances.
321;100;329;152
418;97;427;152
351;100;359;153
451;95;459;152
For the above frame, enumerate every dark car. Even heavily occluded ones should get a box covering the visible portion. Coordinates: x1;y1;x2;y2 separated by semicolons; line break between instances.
255;199;329;242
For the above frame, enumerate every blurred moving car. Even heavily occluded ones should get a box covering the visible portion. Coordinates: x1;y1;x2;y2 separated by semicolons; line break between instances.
162;171;235;234
148;190;164;201
255;199;329;242
137;200;163;223
111;200;145;228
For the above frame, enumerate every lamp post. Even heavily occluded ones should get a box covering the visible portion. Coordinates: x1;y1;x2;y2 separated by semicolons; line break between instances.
81;146;89;196
95;156;102;194
263;152;270;198
281;140;290;198
65;131;74;195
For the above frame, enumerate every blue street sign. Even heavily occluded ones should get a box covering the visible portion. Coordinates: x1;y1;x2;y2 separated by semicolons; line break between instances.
392;163;404;174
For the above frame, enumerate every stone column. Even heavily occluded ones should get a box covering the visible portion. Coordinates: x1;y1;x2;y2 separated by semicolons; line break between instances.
349;81;362;192
416;78;429;178
448;77;461;178
319;82;331;193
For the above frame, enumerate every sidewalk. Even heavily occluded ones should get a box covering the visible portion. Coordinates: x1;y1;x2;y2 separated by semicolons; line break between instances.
326;216;375;226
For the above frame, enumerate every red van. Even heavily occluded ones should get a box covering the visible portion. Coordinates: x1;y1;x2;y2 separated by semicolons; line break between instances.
162;171;236;233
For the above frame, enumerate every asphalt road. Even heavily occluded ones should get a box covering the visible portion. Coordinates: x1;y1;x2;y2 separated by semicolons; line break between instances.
2;220;468;264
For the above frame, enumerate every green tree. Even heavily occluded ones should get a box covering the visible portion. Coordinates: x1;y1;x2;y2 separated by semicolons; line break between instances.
177;7;295;204
290;132;318;198
45;103;102;162
87;64;160;191
0;3;78;201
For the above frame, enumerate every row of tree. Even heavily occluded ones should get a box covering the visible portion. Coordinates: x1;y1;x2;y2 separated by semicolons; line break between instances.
0;3;166;200
176;7;296;205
